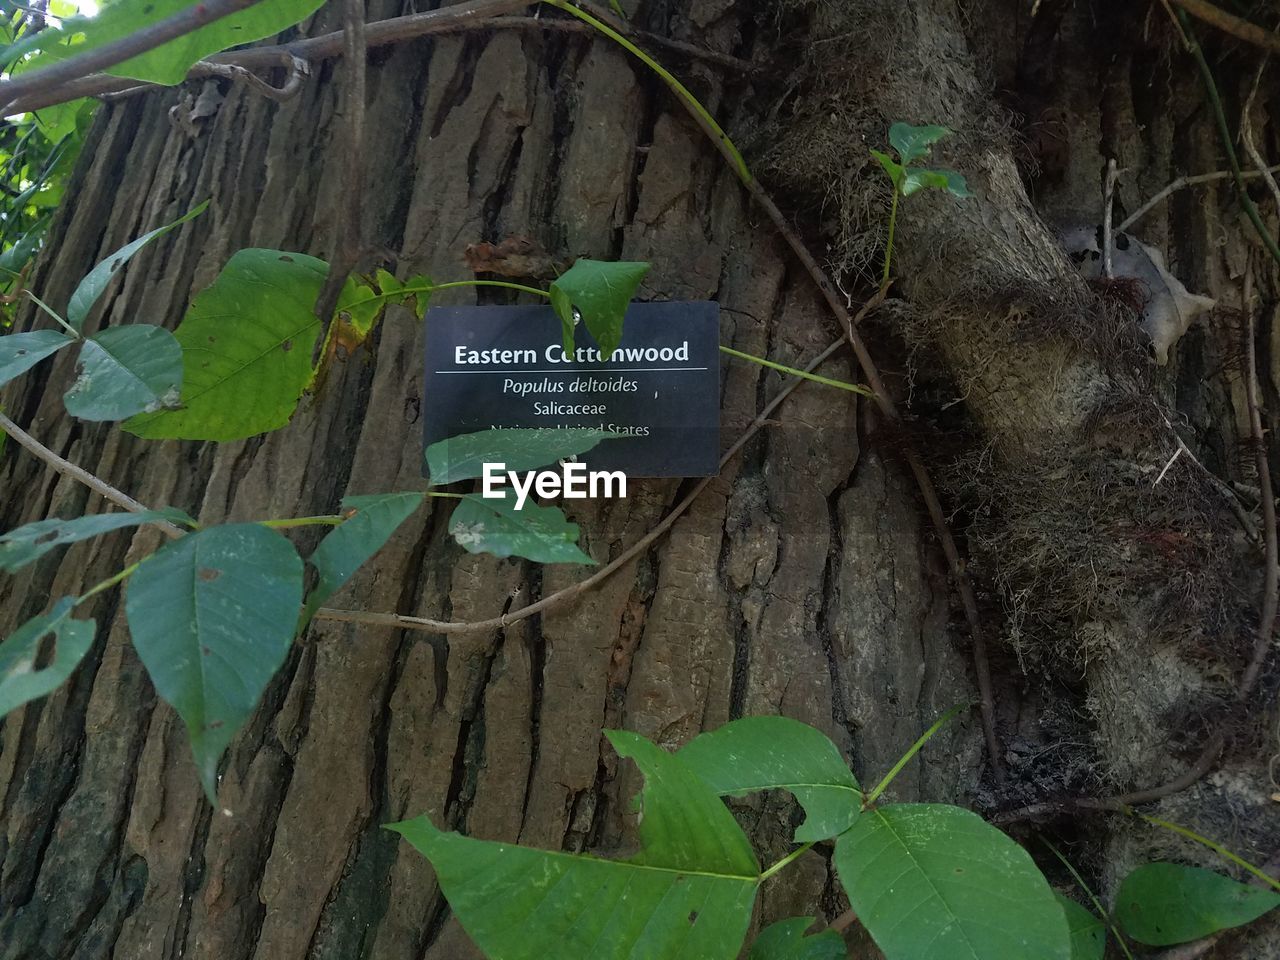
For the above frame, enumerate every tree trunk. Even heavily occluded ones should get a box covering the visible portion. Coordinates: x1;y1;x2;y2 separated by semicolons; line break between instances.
3;0;1280;957
0;4;981;958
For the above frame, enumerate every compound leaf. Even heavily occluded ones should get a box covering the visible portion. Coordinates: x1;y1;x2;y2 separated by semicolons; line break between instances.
888;123;951;165
1055;894;1105;960
66;201;208;332
22;0;325;85
678;716;861;842
426;427;612;485
388;731;759;960
125;524;303;802
301;491;425;625
0;597;94;717
749;918;845;960
64;324;183;420
450;491;593;565
0;508;193;573
123;249;327;441
0;329;74;388
1115;863;1280;946
548;258;649;359
834;803;1070;960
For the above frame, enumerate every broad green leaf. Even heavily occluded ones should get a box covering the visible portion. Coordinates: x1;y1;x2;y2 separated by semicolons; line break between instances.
548;258;650;359
450;491;593;565
870;149;904;189
0;329;74;388
0;508;193;573
834;804;1070;960
549;284;576;354
426;427;613;485
23;0;326;85
749;918;845;960
678;716;861;842
1115;863;1280;946
888;123;952;165
66;201;208;333
901;167;971;199
63;324;184;420
388;731;759;960
1055;894;1105;960
301;491;425;625
125;524;303;801
123;249;328;441
0;597;94;717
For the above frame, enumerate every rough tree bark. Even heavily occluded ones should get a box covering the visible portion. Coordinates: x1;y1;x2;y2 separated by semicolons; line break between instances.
1;0;1278;958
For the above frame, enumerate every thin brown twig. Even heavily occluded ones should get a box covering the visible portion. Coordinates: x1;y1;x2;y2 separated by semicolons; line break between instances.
1169;0;1280;54
0;410;186;538
0;0;268;115
825;909;858;934
311;0;368;359
1102;157;1118;278
1119;164;1280;232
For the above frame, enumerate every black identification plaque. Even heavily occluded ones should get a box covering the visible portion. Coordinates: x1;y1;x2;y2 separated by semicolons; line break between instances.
423;301;720;477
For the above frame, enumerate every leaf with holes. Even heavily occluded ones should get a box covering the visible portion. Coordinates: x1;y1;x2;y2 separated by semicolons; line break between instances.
0;597;95;717
123;249;335;441
834;803;1070;960
0;329;74;388
0;508;194;573
449;491;593;565
64;324;184;420
888;123;952;165
678;716;861;842
1055;894;1105;960
549;258;649;358
21;0;325;85
301;492;425;626
66;201;208;333
1116;863;1280;946
749;918;845;960
388;731;759;960
125;524;303;801
426;427;613;485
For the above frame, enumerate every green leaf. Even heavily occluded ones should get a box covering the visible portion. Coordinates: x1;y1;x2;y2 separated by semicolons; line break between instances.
888;123;952;165
387;730;759;960
65;201;208;333
1055;894;1105;960
125;524;303;801
123;249;329;441
749;918;845;960
425;427;613;485
0;597;95;717
0;508;193;573
23;0;326;85
834;804;1070;960
301;492;425;626
373;269;432;321
449;491;593;565
1115;863;1280;946
549;284;575;355
870;148;904;189
901;167;971;199
63;324;184;420
548;258;650;359
0;329;74;388
677;716;861;842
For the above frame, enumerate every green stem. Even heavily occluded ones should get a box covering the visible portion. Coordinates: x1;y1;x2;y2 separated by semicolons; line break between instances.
1177;10;1280;269
427;491;465;500
758;841;816;882
719;345;872;396
881;187;900;290
541;0;751;184
76;562;139;604
1041;838;1137;960
259;515;346;529
863;702;968;807
26;290;78;337
1141;814;1280;894
430;280;550;299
